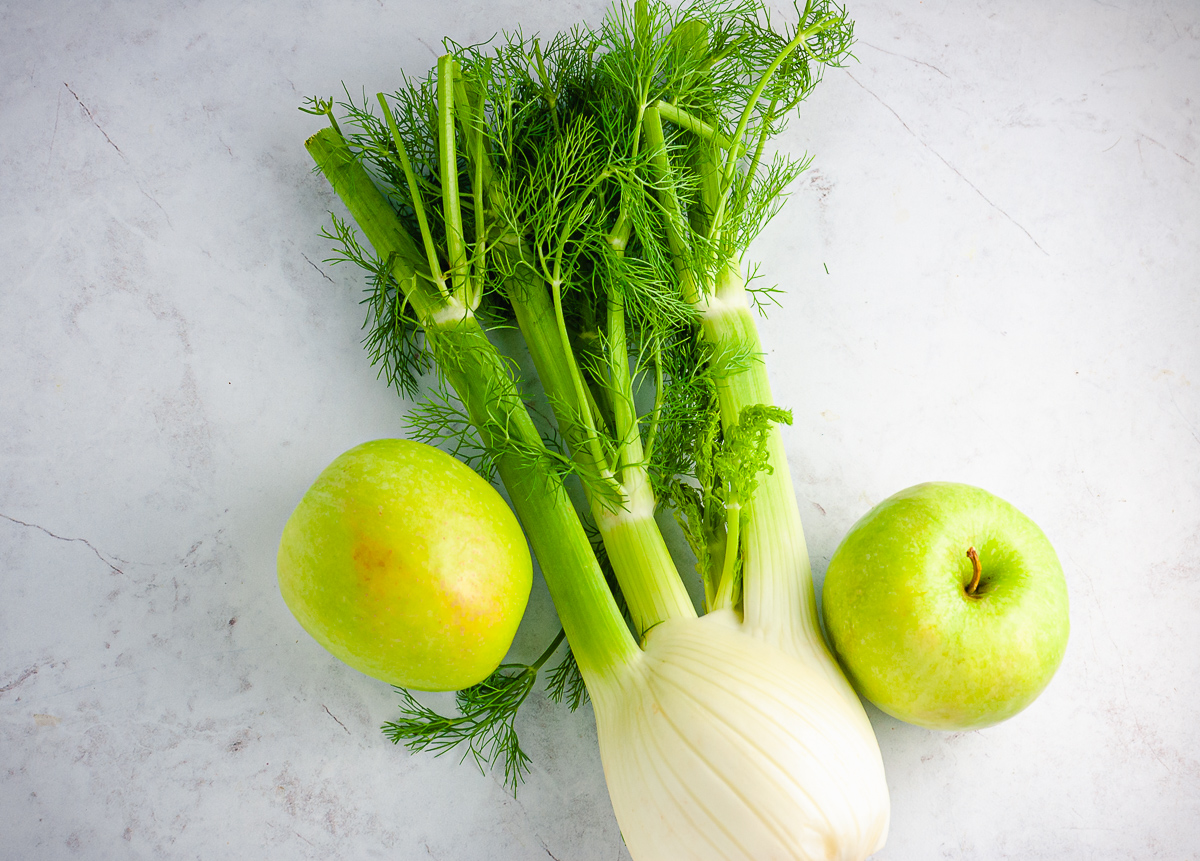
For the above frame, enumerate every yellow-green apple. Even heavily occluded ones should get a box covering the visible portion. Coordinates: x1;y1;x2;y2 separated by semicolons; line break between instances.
277;439;532;691
821;482;1069;731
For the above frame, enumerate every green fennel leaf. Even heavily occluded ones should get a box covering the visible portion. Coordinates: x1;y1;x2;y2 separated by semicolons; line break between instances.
381;630;570;793
319;213;431;398
383;666;536;793
405;382;497;483
546;646;589;711
716;403;793;506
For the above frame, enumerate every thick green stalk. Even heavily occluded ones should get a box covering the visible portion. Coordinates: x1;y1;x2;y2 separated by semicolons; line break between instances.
653;100;734;151
437;56;472;303
306;129;432;308
642;340;664;465
641;105;701;305
606;289;637;477
548;272;612;477
449;66;488;309
712;487;740;612
499;244;697;634
376;92;446;296
595;462;697;636
699;264;829;665
305;127;637;680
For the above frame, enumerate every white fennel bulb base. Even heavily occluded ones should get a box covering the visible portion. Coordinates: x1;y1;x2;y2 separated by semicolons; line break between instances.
592;611;889;861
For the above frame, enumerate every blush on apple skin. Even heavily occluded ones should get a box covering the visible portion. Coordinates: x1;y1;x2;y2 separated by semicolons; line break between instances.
277;439;532;692
821;482;1069;732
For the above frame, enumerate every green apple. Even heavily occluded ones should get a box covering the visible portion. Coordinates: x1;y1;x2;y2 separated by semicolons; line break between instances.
821;482;1068;731
277;439;532;692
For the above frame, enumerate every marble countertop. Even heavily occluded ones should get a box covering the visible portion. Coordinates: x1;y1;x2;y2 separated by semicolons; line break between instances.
2;1;1197;858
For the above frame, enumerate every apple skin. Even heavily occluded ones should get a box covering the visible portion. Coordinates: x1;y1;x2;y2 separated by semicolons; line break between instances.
277;439;532;692
821;482;1068;731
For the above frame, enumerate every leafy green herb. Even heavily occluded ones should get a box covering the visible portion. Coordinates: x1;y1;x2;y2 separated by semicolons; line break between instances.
382;630;567;792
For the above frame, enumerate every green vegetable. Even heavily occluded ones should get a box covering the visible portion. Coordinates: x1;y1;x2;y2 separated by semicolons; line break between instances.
300;0;891;854
383;630;566;789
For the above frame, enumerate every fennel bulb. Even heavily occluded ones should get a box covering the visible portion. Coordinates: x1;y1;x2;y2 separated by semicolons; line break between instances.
594;611;888;861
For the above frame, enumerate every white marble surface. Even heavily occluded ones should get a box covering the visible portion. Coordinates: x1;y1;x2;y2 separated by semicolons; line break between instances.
2;0;1197;858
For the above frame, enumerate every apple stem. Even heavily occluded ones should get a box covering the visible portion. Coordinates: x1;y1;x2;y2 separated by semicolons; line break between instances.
965;546;982;595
